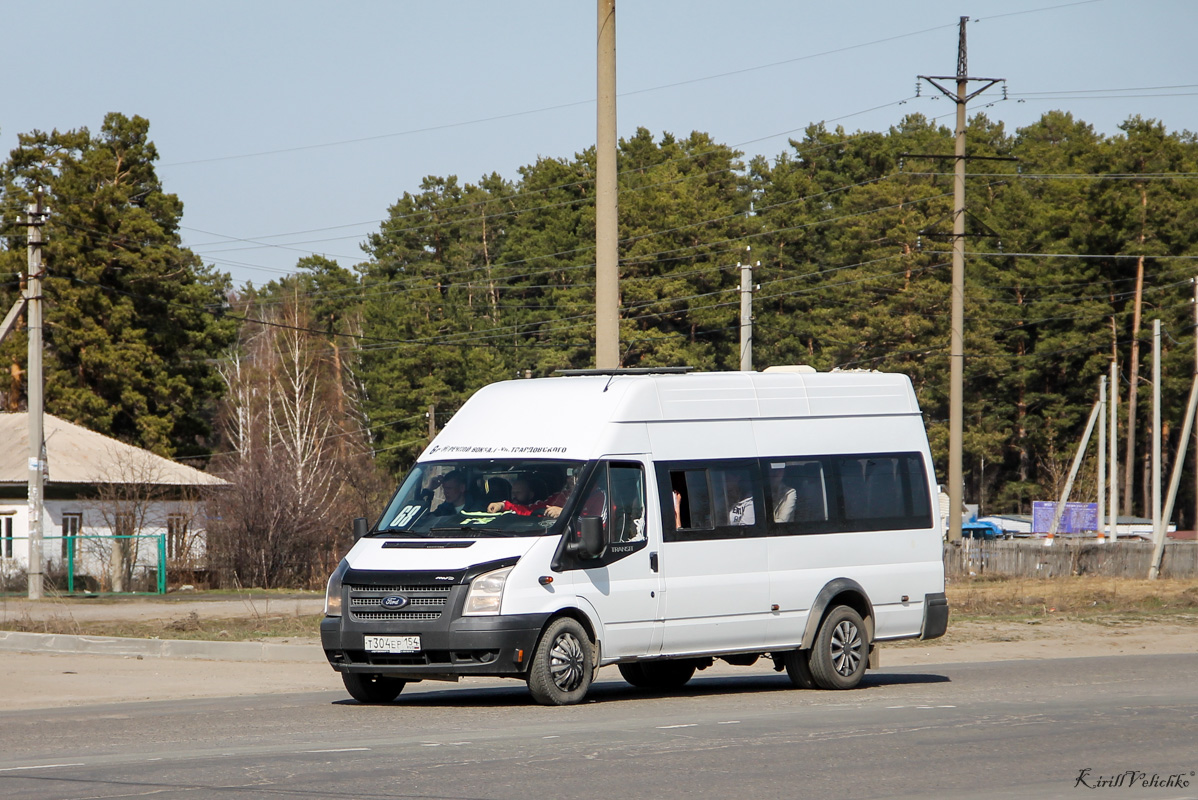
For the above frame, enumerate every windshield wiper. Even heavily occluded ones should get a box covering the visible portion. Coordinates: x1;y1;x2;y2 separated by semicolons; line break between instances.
429;525;517;537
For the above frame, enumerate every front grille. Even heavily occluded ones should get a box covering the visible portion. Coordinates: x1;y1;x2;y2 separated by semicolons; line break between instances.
353;611;442;621
346;583;452;623
354;596;443;608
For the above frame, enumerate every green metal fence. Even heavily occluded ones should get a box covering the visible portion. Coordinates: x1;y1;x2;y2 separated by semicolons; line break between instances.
3;534;167;594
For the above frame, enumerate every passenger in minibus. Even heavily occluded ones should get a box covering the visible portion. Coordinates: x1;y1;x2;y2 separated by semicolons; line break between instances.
725;471;755;525
486;477;542;515
770;466;797;522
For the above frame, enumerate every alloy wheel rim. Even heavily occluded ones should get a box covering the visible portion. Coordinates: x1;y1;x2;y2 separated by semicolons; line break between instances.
830;620;862;676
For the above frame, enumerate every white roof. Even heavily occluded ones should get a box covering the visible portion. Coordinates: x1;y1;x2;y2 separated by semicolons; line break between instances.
0;413;226;487
424;369;921;462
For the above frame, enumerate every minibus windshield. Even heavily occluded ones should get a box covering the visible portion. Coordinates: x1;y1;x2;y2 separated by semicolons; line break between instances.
375;459;586;537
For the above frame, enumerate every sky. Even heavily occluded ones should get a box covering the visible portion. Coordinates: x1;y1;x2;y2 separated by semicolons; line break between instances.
2;0;1195;288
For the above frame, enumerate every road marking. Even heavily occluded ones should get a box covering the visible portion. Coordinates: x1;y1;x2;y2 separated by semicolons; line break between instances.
305;748;371;753
0;764;85;772
717;721;741;725
656;724;698;729
542;736;560;739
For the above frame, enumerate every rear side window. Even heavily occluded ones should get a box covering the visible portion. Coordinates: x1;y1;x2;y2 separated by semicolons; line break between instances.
834;453;931;531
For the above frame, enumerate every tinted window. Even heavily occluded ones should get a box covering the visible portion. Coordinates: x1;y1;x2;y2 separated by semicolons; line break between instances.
766;459;829;524
834;453;932;531
662;461;764;541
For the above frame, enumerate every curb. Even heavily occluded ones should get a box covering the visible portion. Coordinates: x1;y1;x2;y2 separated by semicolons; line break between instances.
0;630;325;663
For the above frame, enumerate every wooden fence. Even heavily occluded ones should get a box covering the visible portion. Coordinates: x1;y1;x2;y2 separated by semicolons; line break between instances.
945;539;1198;579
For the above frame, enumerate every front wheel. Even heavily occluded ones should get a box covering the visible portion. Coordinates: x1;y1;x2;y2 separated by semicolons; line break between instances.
527;617;594;705
808;605;868;690
342;672;406;704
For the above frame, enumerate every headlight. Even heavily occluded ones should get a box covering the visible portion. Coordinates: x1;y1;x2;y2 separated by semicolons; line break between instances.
462;566;512;616
324;559;349;616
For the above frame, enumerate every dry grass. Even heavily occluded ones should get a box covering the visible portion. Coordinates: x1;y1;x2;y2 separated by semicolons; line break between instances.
948;576;1198;621
2;611;322;642
4;578;1198;642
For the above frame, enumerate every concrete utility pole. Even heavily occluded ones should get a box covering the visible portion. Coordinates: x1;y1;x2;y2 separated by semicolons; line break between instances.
739;255;756;371
594;0;620;369
25;191;47;600
1152;319;1161;543
918;17;1004;543
1098;374;1106;541
1109;359;1119;542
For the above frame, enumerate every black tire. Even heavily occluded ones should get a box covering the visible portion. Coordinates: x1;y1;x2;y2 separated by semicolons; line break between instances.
782;648;817;689
618;660;696;691
527;617;593;705
808;605;868;690
342;672;406;704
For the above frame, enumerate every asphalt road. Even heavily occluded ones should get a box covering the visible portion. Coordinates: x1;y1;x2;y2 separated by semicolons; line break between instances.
2;654;1196;800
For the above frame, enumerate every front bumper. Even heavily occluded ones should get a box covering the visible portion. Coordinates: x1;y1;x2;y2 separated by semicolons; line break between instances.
322;612;550;680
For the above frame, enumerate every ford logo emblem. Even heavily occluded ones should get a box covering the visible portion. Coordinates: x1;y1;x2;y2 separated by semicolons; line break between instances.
381;595;409;609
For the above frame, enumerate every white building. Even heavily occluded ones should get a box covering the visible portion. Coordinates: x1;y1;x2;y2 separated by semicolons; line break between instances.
0;413;226;592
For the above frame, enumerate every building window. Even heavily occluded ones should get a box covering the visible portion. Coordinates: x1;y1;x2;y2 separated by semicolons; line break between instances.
167;514;188;561
61;513;82;563
3;516;12;559
114;512;135;538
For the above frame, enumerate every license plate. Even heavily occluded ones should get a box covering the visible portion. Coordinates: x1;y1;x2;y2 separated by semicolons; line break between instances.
364;635;421;653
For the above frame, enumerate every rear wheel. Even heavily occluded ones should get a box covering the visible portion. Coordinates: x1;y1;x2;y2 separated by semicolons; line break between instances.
528;617;593;705
342;672;406;704
808;605;868;690
618;660;697;691
782;648;817;689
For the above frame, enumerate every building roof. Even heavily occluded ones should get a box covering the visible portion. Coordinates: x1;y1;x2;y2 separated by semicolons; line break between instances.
0;413;226;487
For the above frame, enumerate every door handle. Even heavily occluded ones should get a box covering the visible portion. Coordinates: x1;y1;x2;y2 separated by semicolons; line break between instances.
649;551;659;572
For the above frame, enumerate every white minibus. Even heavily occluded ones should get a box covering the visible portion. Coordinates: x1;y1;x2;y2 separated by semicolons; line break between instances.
322;367;948;705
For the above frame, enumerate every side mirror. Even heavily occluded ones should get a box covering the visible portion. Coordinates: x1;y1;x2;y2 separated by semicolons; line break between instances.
352;517;369;542
575;516;606;559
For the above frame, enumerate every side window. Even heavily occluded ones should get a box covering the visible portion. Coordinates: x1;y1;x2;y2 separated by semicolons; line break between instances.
663;461;764;540
608;464;646;542
562;461;648;566
835;453;932;531
710;467;756;526
669;469;712;531
766;460;830;525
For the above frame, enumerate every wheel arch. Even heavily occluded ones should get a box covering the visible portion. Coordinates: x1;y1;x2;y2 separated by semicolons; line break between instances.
800;578;875;651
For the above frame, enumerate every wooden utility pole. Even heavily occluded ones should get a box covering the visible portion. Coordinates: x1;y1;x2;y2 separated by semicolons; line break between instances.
594;0;619;368
25;192;47;600
918;17;1003;543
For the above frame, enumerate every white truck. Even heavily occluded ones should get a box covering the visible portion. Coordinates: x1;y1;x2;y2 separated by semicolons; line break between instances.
321;367;948;705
